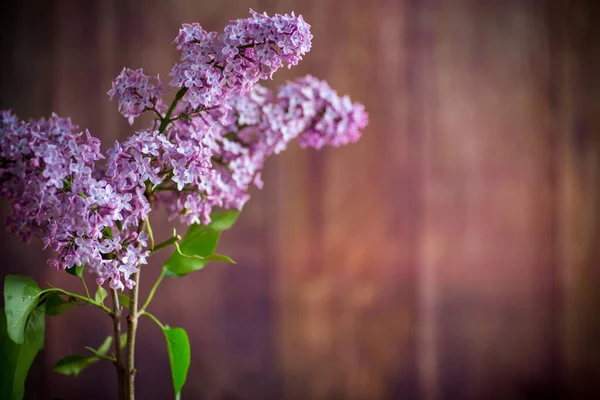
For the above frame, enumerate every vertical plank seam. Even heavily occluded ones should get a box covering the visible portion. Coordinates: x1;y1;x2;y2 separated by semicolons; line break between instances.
412;0;439;399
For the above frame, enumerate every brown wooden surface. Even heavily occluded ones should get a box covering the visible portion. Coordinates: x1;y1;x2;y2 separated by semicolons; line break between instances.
1;0;600;399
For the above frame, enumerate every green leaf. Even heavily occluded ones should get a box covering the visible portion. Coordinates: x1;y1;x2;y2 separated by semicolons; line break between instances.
45;295;79;316
4;275;42;344
163;211;239;277
0;305;46;400
142;313;189;397
66;264;84;277
118;294;130;308
52;336;113;377
94;286;108;305
52;355;98;377
84;336;113;358
164;327;190;398
97;335;113;354
204;254;236;264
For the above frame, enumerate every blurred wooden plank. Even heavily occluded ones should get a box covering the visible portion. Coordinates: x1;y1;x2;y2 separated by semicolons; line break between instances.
426;2;560;399
0;2;56;398
412;1;440;399
271;0;418;399
557;0;600;397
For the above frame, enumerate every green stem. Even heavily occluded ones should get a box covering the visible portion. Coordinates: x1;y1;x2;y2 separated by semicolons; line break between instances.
41;288;113;315
111;289;126;400
168;105;217;123
158;87;187;132
122;86;186;399
148;105;163;120
151;235;181;254
125;271;140;400
141;311;165;330
84;347;117;362
140;269;165;313
173;241;232;262
80;276;91;299
145;216;155;250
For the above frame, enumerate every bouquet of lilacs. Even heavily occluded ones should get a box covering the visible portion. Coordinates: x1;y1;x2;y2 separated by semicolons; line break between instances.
0;10;367;400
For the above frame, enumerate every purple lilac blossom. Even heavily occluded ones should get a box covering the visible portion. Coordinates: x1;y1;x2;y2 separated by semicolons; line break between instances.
108;68;165;125
0;10;368;291
155;75;368;224
169;9;312;110
275;75;369;149
0;111;149;290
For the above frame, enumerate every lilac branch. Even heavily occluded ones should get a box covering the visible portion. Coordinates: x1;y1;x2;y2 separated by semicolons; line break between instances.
111;289;126;400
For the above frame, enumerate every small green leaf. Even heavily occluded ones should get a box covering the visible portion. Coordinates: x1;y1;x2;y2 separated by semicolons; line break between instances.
52;355;98;377
163;211;238;277
96;335;113;355
84;336;113;358
52;336;113;377
0;305;46;400
94;286;108;305
66;264;84;277
118;294;130;308
4;275;42;344
45;295;79;316
164;327;190;398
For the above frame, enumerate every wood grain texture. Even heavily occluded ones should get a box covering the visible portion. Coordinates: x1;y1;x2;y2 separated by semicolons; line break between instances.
1;0;600;399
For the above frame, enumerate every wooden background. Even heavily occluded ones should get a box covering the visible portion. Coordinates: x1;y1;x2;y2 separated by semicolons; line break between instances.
1;0;600;399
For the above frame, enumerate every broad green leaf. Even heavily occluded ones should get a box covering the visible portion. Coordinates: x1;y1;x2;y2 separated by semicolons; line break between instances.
45;295;79;316
0;305;46;400
4;275;42;344
163;211;239;277
66;264;84;277
164;327;190;398
118;294;130;308
94;286;108;305
52;336;113;377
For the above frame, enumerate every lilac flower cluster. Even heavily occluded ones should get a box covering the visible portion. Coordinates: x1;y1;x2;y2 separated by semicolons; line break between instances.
0;111;148;290
156;75;368;223
169;10;312;110
108;68;165;125
0;10;368;290
277;75;368;149
107;125;215;226
228;75;368;151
